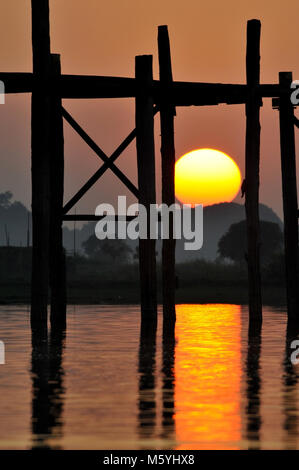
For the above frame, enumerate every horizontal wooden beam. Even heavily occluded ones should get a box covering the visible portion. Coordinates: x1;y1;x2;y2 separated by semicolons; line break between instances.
259;83;281;97
60;75;137;99
0;73;34;93
60;78;283;104
60;76;250;104
0;72;287;103
172;82;247;105
0;73;137;97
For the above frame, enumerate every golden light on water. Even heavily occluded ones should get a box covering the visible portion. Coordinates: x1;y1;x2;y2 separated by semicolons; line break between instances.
175;304;242;449
175;148;242;206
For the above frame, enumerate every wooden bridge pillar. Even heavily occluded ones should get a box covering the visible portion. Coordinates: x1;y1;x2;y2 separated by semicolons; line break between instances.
158;26;177;334
30;0;52;327
245;19;263;325
135;55;157;325
49;54;67;329
276;72;299;321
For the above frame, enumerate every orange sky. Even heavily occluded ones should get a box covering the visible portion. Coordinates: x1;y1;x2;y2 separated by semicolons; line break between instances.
1;0;299;217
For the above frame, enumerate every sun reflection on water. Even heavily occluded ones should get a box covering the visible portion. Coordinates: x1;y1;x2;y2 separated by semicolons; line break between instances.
175;304;241;449
1;304;298;449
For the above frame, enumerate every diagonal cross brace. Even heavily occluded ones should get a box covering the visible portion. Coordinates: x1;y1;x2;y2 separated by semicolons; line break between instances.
62;106;159;215
62;107;140;214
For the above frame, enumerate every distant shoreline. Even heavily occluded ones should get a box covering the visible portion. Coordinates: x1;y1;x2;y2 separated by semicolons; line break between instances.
0;281;286;307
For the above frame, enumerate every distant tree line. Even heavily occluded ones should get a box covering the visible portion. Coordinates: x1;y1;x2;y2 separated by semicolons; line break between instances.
217;220;283;266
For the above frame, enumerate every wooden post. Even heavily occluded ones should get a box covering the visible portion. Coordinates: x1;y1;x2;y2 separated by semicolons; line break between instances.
158;25;176;334
245;19;263;324
277;72;299;321
31;0;52;327
135;55;157;324
49;54;67;329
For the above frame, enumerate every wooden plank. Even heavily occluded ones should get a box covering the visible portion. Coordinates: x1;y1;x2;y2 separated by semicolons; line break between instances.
30;0;52;327
245;19;263;324
277;72;299;321
135;55;157;324
49;55;66;328
158;25;176;334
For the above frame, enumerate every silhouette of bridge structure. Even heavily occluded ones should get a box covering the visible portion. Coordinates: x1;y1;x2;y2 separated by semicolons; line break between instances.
1;1;299;334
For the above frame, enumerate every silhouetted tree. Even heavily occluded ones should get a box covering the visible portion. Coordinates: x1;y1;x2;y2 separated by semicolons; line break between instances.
263;252;285;282
218;220;283;265
0;191;13;209
0;191;30;246
82;235;132;264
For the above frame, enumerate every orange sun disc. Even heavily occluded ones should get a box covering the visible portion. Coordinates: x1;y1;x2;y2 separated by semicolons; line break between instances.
175;148;242;206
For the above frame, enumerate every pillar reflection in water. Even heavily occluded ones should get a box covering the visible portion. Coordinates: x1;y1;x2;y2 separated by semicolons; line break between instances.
246;324;262;448
137;322;157;443
282;320;299;450
137;320;176;448
31;325;66;449
161;331;176;442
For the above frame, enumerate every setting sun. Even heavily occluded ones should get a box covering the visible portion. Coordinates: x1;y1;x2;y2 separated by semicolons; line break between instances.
175;148;242;206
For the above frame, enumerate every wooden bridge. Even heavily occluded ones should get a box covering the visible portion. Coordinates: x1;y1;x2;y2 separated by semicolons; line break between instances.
1;1;299;334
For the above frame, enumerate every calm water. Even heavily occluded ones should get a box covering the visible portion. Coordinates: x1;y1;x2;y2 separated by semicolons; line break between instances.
0;304;298;450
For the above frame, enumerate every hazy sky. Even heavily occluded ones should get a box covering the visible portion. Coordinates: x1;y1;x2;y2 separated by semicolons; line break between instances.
1;0;299;218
